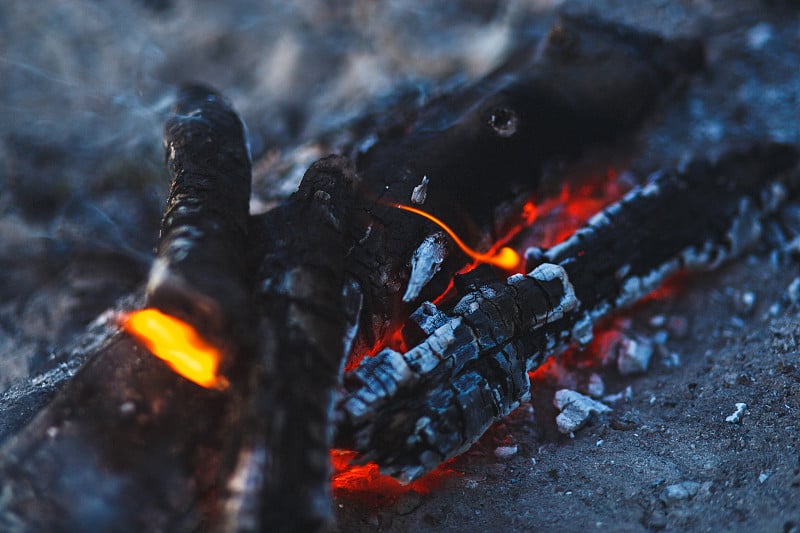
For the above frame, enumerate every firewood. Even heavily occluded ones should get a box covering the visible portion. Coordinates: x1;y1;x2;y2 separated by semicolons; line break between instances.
335;143;800;482
221;156;362;532
0;85;255;532
344;14;704;349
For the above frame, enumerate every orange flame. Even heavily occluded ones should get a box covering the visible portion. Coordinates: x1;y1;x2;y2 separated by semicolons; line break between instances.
122;308;229;391
392;204;520;270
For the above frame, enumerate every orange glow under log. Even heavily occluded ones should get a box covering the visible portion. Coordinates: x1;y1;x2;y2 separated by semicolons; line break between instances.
123;308;229;391
392;204;521;270
330;450;460;498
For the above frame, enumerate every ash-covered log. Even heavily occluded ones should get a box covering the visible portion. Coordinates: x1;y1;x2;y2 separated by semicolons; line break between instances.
335;142;800;481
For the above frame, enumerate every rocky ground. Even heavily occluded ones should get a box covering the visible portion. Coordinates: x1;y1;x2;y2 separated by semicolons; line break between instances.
1;1;799;531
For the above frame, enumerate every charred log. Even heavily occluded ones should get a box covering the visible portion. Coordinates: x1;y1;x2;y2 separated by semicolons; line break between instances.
0;85;257;532
148;84;255;358
335;143;800;481
346;14;705;348
221;156;362;533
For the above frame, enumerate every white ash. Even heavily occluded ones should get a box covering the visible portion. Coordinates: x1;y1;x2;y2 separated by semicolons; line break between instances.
617;336;654;375
603;386;634;404
411;175;429;205
554;389;612;434
661;351;682;368
651;330;669;345
494;445;518;459
725;402;748;423
747;22;773;51
403;231;448;302
587;373;605;398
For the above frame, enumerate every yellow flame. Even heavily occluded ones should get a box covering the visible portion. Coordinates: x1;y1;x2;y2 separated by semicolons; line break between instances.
123;308;229;391
392;204;520;270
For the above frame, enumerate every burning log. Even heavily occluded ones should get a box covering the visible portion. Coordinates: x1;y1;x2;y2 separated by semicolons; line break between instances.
335;143;800;481
0;86;254;531
144;84;255;364
344;14;704;349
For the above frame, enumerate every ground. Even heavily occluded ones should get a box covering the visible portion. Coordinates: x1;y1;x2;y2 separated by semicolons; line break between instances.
335;258;800;532
1;1;799;532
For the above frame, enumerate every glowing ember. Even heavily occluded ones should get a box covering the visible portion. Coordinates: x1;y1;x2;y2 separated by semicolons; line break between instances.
122;308;229;391
330;450;459;498
392;204;521;270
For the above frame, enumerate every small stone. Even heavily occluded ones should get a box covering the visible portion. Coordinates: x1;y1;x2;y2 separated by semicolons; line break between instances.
554;389;612;434
726;402;747;424
660;481;701;504
787;277;800;305
464;479;479;489
648;314;666;328
758;471;770;484
46;426;58;439
617;337;653;375
746;22;773;50
494;445;518;459
586;373;605;398
739;291;756;315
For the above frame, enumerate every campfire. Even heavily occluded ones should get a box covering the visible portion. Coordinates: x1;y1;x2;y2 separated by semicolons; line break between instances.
2;3;800;532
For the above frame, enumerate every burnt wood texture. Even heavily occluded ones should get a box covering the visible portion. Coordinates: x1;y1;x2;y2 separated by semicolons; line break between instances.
148;85;254;357
345;14;704;349
0;86;253;532
335;143;800;481
0;14;731;533
221;156;362;532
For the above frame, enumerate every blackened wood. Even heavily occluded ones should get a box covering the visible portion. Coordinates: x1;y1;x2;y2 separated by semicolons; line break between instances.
148;84;254;355
346;14;704;348
0;86;258;532
221;156;362;533
335;143;800;481
0;335;235;532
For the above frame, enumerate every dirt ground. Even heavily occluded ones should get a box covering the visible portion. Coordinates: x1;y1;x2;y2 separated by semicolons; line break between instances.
1;1;799;532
